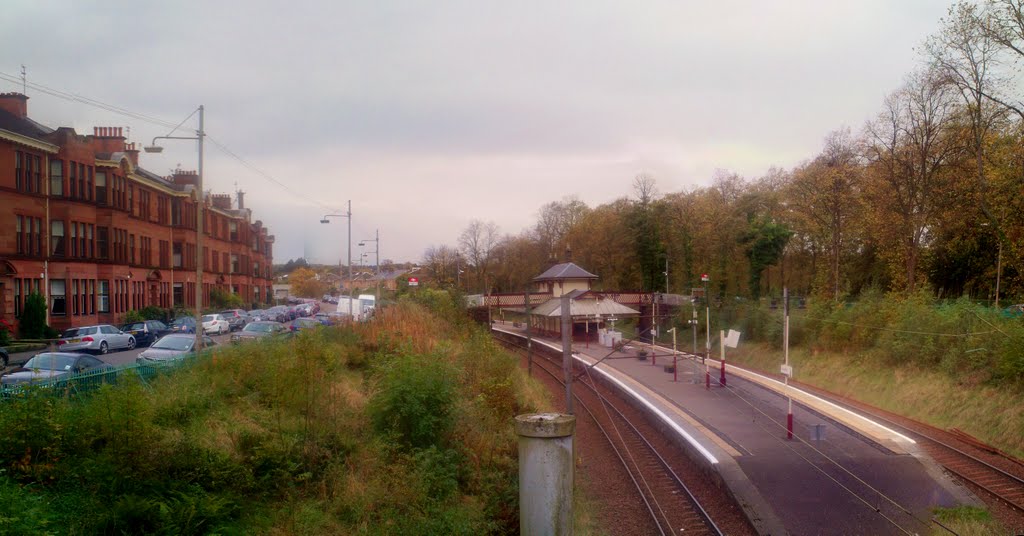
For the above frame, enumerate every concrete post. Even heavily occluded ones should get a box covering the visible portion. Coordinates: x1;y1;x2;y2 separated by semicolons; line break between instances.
516;413;576;536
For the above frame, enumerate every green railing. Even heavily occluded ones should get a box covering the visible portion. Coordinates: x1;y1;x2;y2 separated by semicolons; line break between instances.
0;349;215;400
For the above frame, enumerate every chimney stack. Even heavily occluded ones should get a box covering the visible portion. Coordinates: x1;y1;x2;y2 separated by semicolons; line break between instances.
0;93;29;118
124;142;139;167
237;190;245;210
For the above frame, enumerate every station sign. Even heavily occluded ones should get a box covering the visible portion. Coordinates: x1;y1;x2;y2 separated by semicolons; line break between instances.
780;364;793;377
408;277;419;287
701;273;709;282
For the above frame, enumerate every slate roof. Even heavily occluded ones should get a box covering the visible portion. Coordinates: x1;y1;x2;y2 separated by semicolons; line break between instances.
530;295;640;318
0;108;53;141
533;262;598;282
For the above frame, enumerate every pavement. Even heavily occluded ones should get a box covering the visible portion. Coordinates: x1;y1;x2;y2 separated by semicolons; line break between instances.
494;323;980;536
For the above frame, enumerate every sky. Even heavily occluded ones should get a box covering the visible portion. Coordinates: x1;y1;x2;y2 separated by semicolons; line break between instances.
2;0;951;264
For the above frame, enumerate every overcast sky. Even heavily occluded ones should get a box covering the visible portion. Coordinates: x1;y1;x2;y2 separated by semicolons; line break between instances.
2;1;949;264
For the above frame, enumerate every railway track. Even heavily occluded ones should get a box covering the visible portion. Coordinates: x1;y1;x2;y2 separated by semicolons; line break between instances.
495;333;726;536
713;357;1024;519
792;379;1024;515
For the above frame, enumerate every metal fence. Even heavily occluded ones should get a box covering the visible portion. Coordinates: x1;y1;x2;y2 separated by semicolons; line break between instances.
0;350;213;400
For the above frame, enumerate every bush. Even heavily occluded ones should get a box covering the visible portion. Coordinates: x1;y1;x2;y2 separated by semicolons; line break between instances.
123;310;145;324
369;353;457;450
19;292;48;339
209;287;245;310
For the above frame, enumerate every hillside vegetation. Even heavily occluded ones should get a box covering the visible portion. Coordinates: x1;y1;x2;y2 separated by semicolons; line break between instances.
0;291;548;535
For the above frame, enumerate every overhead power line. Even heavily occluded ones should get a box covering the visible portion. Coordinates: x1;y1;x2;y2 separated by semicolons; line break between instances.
0;71;340;213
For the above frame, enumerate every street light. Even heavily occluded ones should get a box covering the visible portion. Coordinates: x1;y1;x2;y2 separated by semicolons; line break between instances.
145;105;205;351
320;201;352;318
359;229;379;304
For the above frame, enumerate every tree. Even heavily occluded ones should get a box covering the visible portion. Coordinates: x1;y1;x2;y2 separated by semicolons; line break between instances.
864;69;962;291
629;174;666;291
458;220;499;293
743;217;793;299
422;245;461;288
19;292;48;339
787;129;864;299
534;197;590;262
290;267;327;298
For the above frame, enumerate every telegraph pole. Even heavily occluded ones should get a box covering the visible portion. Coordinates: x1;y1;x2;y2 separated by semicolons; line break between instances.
784;287;793;439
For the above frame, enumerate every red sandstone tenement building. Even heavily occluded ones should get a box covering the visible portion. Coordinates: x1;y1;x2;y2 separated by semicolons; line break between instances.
0;92;275;333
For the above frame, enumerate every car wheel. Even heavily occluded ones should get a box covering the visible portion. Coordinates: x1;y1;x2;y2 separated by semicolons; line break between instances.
99;341;109;355
127;337;136;350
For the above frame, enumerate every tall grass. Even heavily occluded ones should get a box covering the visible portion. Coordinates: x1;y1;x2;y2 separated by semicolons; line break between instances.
0;298;545;534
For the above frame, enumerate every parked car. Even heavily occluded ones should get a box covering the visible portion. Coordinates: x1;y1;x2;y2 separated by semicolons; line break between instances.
136;334;217;365
266;306;290;323
120;320;173;347
289;317;322;332
201;314;230;335
57;325;136;355
247;309;267;322
219;309;249;331
1;352;113;386
313;313;333;326
230;321;288;343
1003;304;1024;318
169;317;197;334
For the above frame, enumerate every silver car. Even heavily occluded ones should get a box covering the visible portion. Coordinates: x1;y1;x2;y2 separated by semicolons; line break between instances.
1;352;113;385
136;334;217;365
57;325;136;355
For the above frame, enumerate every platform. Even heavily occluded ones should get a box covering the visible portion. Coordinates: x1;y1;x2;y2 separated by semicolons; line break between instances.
494;324;980;536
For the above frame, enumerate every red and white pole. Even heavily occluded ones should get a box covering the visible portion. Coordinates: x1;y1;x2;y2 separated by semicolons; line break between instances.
784;287;793;440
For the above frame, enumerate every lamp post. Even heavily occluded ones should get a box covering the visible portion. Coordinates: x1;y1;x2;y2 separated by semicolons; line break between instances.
359;229;379;305
320;201;352;318
145;105;204;351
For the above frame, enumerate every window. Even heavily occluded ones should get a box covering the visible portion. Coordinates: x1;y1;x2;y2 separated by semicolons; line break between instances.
72;279;79;315
78;163;85;200
69;162;77;198
173;242;182;268
14;151;22;191
50;159;63;197
88;280;95;314
70;223;78;257
129;235;135;264
79;223;86;258
85;165;93;201
230;221;238;241
87;225;94;258
231;254;239;274
98;281;110;313
51;220;65;256
13;279;20;317
95;171;107;205
97;227;109;259
16;216;23;255
128;185;134;215
50;279;66;316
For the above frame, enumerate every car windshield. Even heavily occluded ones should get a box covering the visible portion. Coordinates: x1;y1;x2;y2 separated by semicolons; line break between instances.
202;315;217;322
244;323;274;333
152;337;193;351
172;318;194;326
61;328;81;338
220;311;236;317
124;323;146;330
24;354;77;371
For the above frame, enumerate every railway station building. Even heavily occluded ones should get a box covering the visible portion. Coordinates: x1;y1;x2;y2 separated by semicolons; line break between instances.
526;261;640;339
0;92;275;334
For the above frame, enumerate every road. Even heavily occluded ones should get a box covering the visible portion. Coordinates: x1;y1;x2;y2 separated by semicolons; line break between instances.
3;301;338;370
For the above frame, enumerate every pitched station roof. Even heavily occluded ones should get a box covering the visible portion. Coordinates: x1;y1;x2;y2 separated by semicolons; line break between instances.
533;262;598;282
531;291;640;318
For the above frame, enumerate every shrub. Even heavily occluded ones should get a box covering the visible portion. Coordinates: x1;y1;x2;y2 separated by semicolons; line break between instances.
138;306;171;322
0;320;11;346
209;287;245;310
19;292;48;339
369;353;457;450
123;310;145;324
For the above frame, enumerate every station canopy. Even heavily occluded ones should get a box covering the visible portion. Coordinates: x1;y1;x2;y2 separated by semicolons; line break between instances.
531;290;639;318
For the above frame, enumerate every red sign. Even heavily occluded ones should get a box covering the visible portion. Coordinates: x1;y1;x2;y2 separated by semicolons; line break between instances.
408;277;419;286
701;274;709;282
